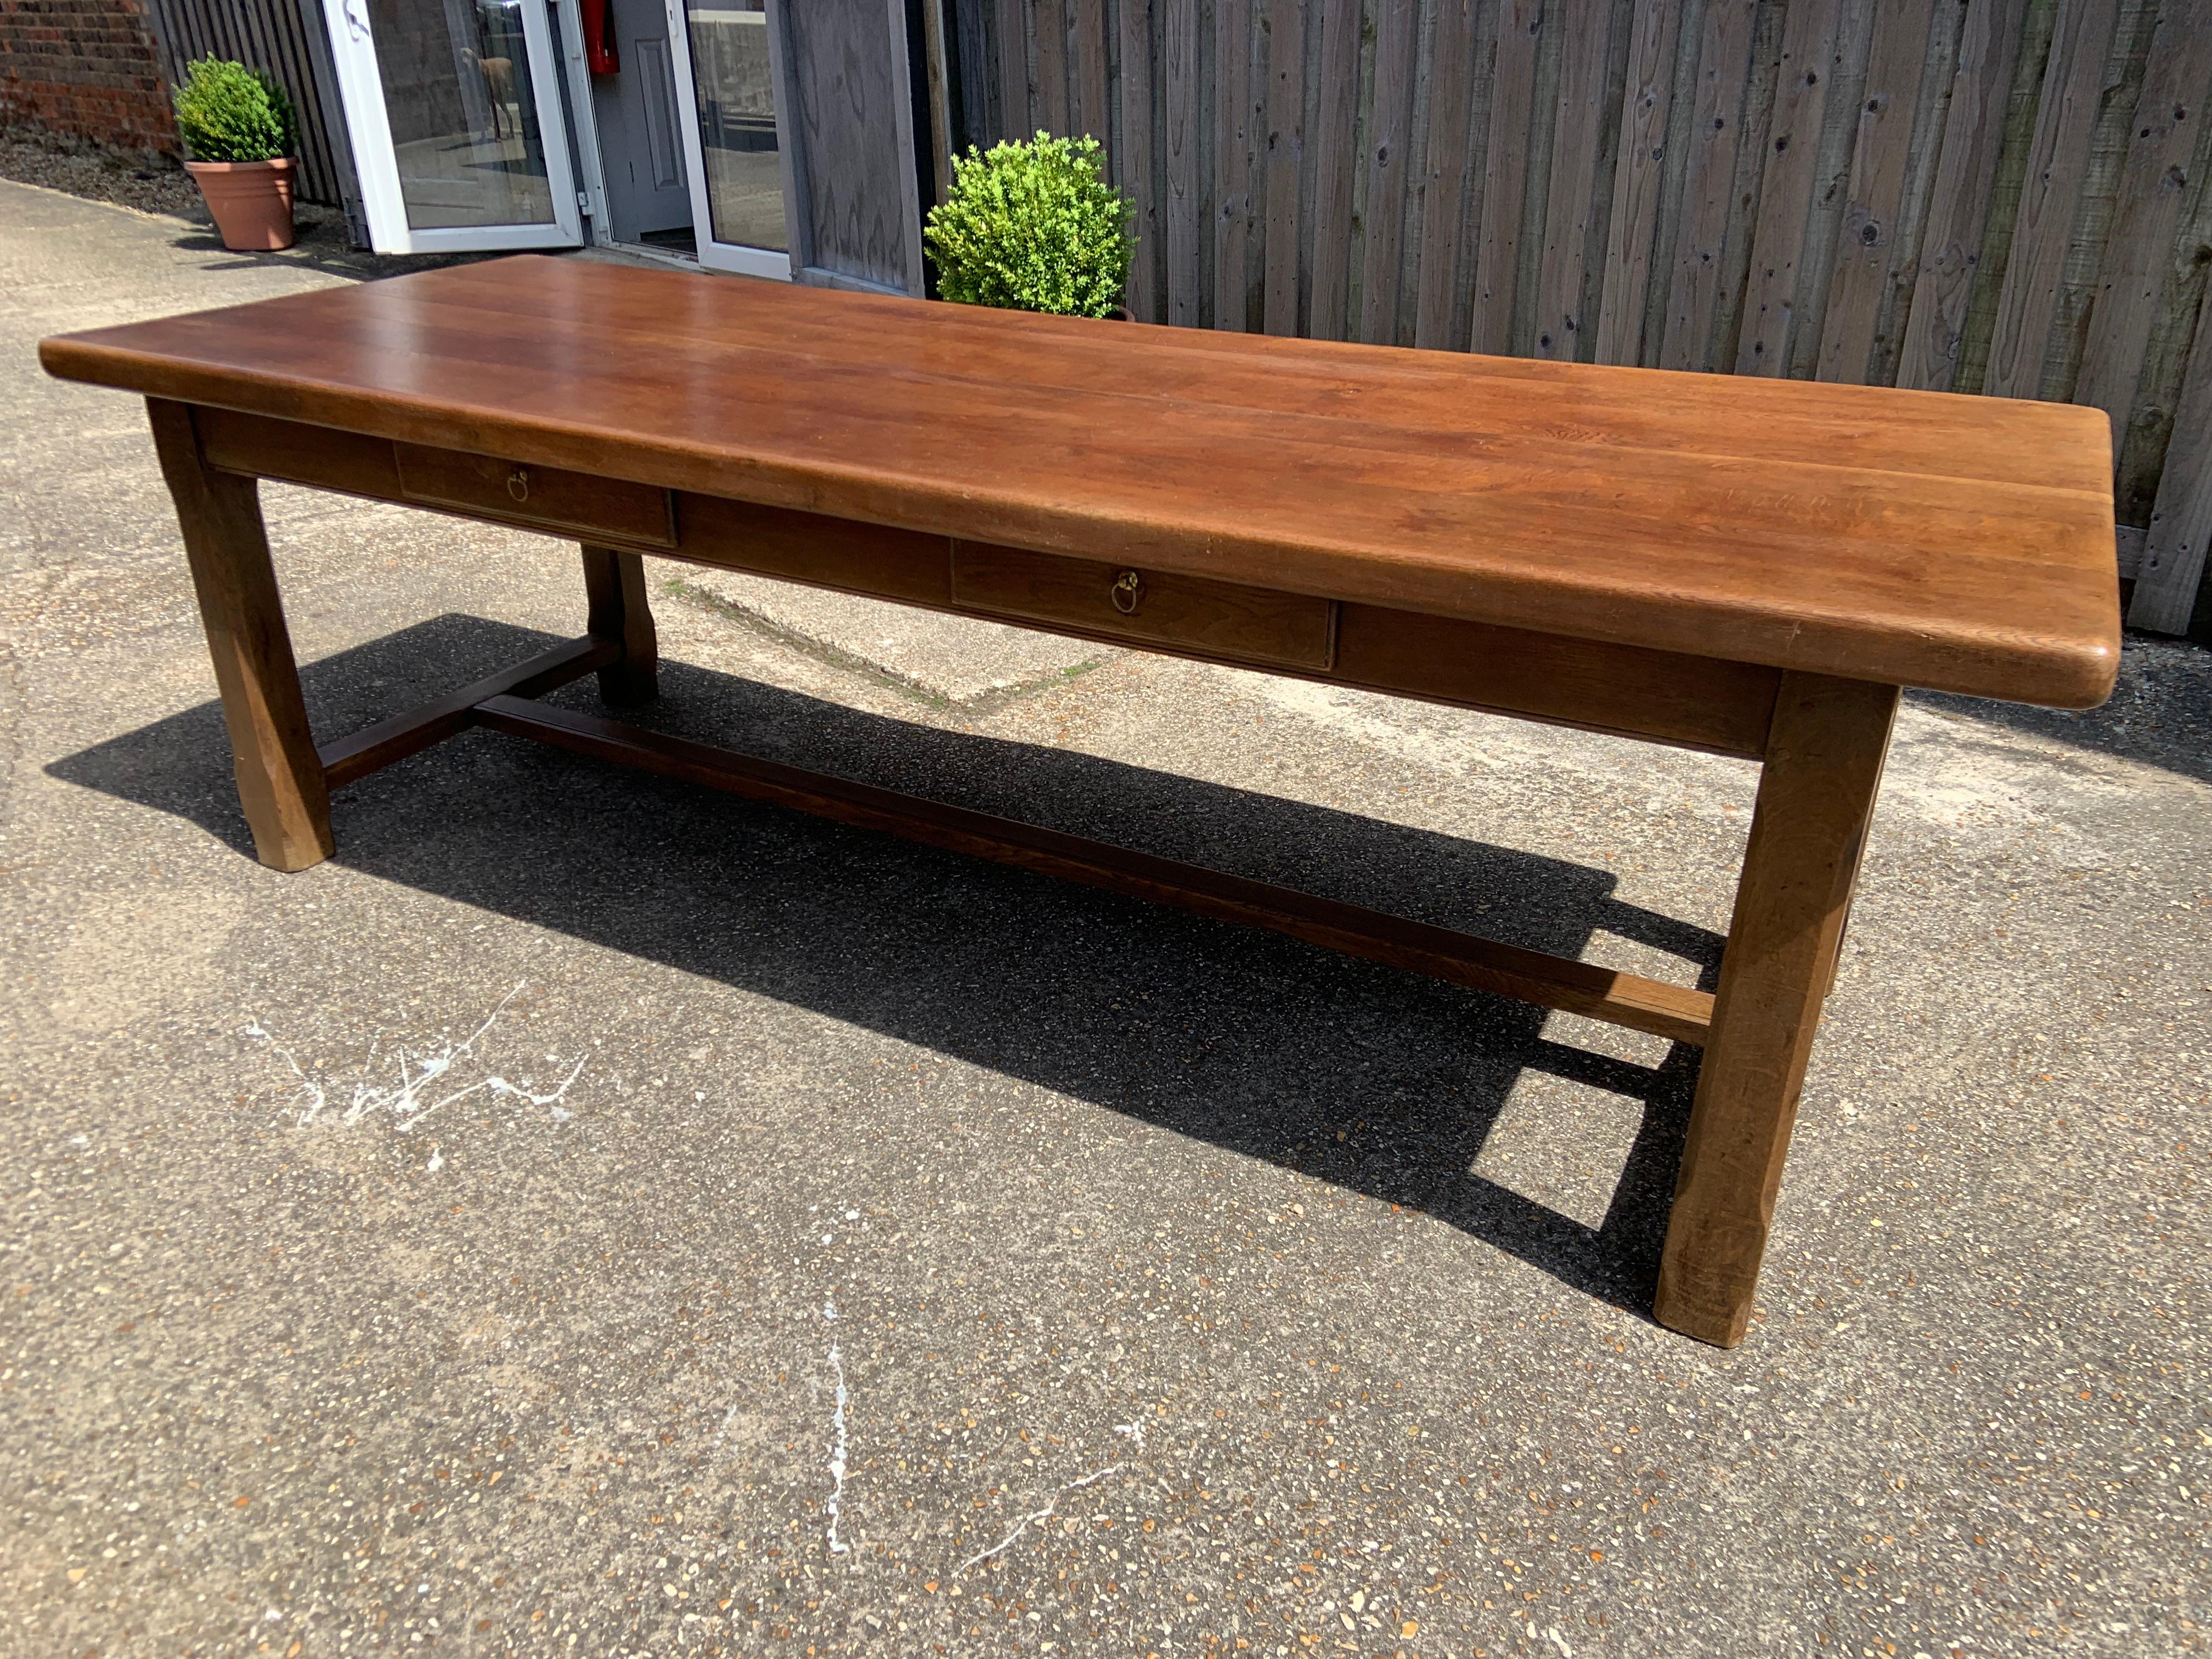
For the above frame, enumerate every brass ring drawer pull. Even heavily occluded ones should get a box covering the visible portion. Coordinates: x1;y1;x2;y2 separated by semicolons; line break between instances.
507;466;531;503
1111;569;1143;615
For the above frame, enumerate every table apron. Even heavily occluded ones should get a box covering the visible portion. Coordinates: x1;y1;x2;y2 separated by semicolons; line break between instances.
192;405;1783;760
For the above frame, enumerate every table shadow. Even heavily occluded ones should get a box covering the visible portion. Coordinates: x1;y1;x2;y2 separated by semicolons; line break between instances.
48;615;1728;1321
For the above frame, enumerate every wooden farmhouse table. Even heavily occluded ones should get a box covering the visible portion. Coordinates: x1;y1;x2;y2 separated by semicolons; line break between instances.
41;256;2120;1347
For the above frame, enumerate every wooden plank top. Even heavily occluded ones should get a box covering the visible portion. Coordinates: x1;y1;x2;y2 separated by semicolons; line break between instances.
40;253;2121;706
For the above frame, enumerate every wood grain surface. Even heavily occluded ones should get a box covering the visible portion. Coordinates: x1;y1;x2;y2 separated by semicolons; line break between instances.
145;397;333;871
43;255;2119;706
1655;670;1901;1347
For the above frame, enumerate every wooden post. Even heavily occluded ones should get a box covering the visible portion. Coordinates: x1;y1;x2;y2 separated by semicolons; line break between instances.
580;544;659;706
145;398;334;873
1655;670;1900;1347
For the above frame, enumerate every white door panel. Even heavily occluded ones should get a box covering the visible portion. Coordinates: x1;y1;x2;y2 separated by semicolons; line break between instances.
663;0;794;278
325;0;584;253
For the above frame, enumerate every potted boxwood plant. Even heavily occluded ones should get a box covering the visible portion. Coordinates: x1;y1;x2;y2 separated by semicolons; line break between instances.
173;56;299;252
923;132;1135;318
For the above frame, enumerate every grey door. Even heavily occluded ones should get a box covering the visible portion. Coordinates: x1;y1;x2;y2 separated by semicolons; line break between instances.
590;0;693;242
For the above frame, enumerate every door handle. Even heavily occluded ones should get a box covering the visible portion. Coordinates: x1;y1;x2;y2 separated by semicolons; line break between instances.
341;0;370;40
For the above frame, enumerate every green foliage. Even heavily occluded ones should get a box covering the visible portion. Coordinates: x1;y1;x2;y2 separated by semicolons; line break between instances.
173;57;296;164
924;133;1134;318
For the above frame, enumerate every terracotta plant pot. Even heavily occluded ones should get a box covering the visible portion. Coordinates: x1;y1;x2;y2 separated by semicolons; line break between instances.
185;157;296;251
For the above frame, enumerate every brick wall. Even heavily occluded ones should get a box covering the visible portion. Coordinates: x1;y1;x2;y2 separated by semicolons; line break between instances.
0;0;176;156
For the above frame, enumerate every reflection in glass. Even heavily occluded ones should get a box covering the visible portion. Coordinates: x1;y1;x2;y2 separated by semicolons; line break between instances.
683;0;786;250
368;0;555;229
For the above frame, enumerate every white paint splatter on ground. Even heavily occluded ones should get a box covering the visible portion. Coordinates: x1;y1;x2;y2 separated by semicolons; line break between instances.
822;1293;851;1557
242;982;585;1146
955;1460;1130;1575
242;1019;324;1120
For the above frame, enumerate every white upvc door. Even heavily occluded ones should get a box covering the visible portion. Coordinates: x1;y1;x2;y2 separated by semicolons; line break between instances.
323;0;584;254
662;0;794;279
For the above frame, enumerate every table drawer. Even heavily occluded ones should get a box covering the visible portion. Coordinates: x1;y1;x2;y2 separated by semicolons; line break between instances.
394;443;677;549
952;542;1336;670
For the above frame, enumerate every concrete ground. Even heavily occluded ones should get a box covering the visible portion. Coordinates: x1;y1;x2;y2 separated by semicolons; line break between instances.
1;179;2207;1659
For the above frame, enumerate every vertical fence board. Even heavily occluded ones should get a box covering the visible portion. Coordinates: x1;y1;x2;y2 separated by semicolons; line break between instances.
1075;0;1111;134
1906;0;2036;386
1212;0;1253;325
2045;0;2159;399
1632;2;1709;361
2114;53;2212;523
1954;0;2059;391
1393;0;1441;343
956;0;996;142
1862;0;1971;384
1470;0;1542;352
1658;0;1758;370
1815;0;1940;381
1446;0;1504;351
2131;283;2212;624
1162;0;1201;322
1504;0;1567;351
1572;0;1640;358
2072;0;2212;452
1263;0;1308;331
1305;0;1362;337
1984;0;2120;395
1118;0;1163;318
998;0;1033;133
1532;0;1617;358
1708;0;1788;370
1412;0;1480;345
1244;0;1272;328
1593;0;1685;363
1734;0;1847;372
1358;0;1421;340
1782;0;1880;375
1035;0;1074;132
1341;0;1375;325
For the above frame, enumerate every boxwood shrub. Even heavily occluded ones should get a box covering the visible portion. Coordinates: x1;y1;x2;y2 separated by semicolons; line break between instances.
924;132;1134;318
173;57;296;165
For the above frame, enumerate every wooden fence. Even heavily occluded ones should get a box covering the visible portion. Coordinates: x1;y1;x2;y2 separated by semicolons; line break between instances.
144;0;357;215
945;0;2212;635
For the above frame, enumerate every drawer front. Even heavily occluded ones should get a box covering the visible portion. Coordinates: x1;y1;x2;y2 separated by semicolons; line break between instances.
394;443;677;549
952;542;1336;670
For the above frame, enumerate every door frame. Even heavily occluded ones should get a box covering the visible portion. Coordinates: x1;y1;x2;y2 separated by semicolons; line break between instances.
550;0;614;235
321;0;586;254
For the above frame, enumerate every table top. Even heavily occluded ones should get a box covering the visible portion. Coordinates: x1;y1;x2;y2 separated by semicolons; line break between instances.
41;255;2120;707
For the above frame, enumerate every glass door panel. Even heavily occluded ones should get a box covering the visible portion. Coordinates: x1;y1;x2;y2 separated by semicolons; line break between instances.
665;0;792;277
324;0;584;252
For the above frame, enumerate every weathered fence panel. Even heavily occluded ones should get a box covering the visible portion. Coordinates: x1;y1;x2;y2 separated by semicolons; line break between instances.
949;0;2212;635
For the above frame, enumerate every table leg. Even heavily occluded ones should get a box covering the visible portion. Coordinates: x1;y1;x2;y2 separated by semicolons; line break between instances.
581;544;659;706
146;398;333;872
1654;670;1900;1347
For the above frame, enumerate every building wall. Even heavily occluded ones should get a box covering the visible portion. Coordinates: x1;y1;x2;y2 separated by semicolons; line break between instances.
0;0;176;155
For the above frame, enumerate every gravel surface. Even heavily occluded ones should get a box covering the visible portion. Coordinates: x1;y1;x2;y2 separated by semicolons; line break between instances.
0;126;206;222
